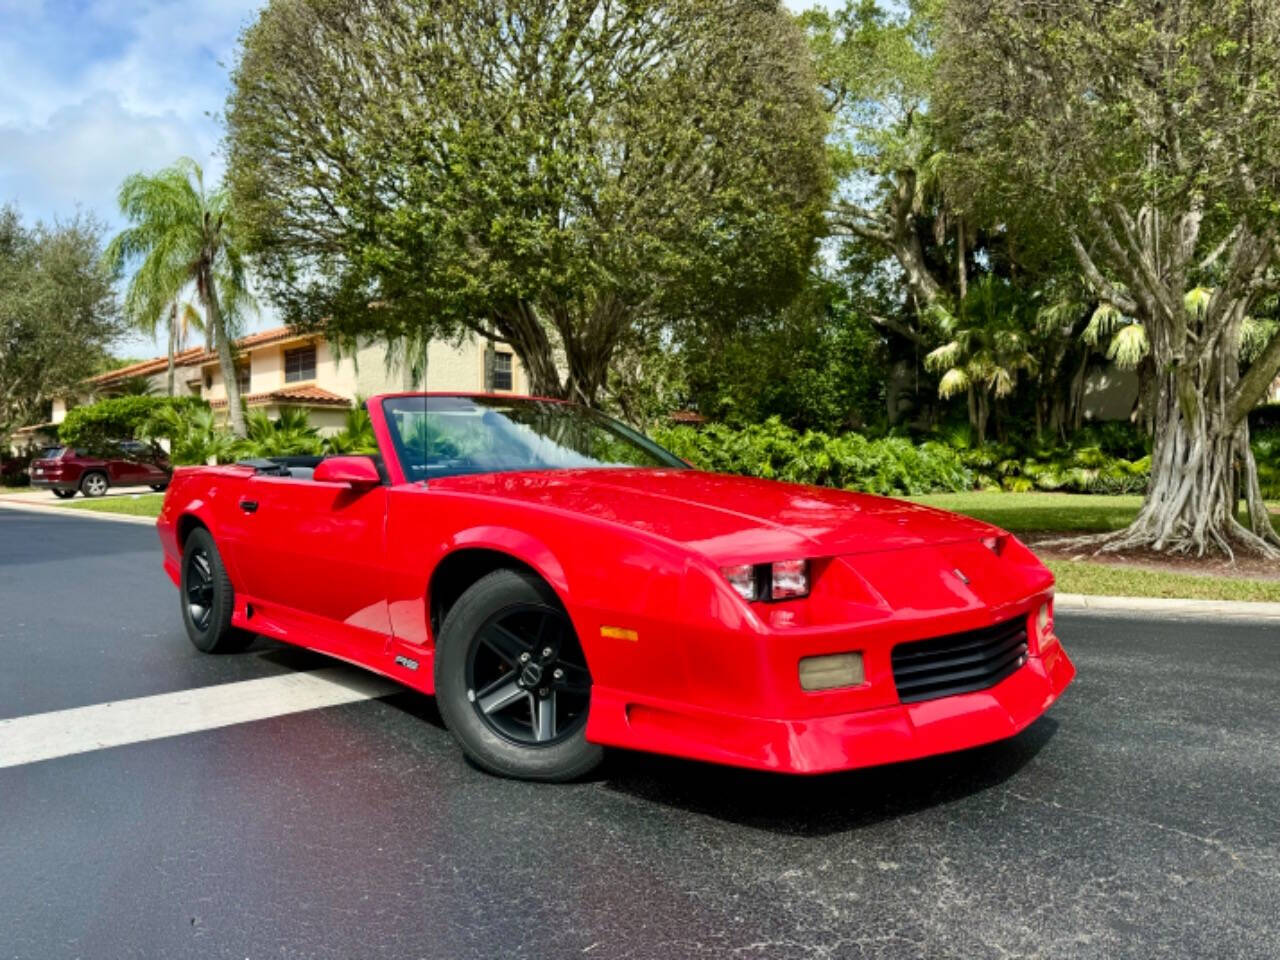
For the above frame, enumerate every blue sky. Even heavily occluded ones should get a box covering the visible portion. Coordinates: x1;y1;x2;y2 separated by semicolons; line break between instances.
0;0;828;353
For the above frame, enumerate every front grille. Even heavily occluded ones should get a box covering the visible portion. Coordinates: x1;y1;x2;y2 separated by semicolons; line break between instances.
891;616;1028;704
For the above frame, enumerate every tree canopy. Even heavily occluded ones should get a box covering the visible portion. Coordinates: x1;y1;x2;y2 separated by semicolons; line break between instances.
104;158;254;436
226;0;830;403
937;0;1280;555
0;208;121;444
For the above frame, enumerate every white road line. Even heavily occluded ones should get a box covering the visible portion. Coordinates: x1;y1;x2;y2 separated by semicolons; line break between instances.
0;666;402;770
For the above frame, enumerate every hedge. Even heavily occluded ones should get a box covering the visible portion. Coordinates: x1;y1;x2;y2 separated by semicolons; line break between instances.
58;396;208;448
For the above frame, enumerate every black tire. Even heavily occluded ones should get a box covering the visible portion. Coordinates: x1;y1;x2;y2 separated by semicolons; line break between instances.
51;489;76;499
150;483;168;492
435;569;602;782
180;528;253;654
79;471;109;497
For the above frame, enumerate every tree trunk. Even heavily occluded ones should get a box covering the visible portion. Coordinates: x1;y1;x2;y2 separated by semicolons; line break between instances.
490;301;564;400
1092;362;1279;558
203;272;247;438
166;311;176;397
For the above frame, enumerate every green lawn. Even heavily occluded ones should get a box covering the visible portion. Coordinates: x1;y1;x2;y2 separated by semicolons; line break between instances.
62;493;165;517
910;492;1144;533
1047;560;1280;603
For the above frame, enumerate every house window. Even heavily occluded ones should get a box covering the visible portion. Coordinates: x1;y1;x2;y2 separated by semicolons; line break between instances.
204;370;213;390
492;351;513;391
237;365;251;395
284;345;317;383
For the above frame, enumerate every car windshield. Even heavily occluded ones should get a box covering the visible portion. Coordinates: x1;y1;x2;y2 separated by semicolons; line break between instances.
382;396;687;481
39;447;65;460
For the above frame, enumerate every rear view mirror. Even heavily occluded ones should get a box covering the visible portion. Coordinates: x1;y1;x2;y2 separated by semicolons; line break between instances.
313;456;381;490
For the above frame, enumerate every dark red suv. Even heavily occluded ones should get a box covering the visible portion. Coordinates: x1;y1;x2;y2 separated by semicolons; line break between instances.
29;442;172;498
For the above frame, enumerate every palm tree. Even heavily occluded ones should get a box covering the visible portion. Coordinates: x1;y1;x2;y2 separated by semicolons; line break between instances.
105;158;253;436
925;276;1038;446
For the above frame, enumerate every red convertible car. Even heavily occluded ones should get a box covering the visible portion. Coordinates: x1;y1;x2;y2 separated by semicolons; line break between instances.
157;393;1074;781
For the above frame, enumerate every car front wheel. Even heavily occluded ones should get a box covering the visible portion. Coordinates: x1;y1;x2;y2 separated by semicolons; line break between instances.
435;569;601;782
79;472;108;497
180;528;253;654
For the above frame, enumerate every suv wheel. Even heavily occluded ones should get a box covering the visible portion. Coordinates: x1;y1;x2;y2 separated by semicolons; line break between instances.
51;489;76;499
79;472;108;497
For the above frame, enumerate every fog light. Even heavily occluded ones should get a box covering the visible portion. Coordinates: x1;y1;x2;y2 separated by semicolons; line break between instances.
798;652;864;691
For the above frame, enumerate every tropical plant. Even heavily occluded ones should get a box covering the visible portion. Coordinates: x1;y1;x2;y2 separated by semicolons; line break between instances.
323;406;377;455
144;404;238;466
226;0;828;404
238;408;323;458
924;277;1037;445
654;418;971;496
104;158;254;436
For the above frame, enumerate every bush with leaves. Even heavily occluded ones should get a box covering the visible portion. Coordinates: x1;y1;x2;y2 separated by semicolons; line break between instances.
59;396;206;449
323;406;377;455
237;408;323;459
144;405;238;466
654;418;971;496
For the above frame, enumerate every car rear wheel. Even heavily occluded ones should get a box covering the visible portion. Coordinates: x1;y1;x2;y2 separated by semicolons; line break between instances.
435;569;601;782
79;472;108;497
150;484;168;492
51;489;76;499
180;528;253;654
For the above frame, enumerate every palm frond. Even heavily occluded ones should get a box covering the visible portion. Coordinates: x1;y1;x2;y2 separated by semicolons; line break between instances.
1106;323;1149;370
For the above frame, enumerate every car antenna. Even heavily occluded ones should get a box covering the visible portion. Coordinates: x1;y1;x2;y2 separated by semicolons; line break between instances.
420;331;430;485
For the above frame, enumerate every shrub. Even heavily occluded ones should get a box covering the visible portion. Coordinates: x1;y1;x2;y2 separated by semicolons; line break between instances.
653;418;972;495
59;395;206;449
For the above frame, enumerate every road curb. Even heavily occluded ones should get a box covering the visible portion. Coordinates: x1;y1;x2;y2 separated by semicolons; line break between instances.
1056;592;1280;621
0;499;157;527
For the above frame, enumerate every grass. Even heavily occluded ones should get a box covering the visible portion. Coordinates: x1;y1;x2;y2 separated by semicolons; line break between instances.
910;492;1144;533
62;493;165;517
1047;560;1280;603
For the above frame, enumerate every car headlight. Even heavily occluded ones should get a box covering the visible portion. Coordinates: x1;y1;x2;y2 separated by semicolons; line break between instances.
721;560;810;602
1033;600;1055;649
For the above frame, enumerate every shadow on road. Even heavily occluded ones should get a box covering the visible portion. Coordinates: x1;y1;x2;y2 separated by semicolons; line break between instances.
597;717;1059;836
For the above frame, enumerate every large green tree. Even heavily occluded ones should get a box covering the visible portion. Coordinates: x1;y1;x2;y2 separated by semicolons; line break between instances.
225;0;829;404
939;0;1280;557
105;159;254;436
0;208;121;444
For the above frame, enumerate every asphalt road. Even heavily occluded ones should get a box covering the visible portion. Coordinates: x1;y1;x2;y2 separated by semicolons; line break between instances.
1;508;1277;960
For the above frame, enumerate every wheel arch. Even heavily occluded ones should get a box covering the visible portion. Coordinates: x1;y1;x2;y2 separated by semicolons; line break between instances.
427;530;571;644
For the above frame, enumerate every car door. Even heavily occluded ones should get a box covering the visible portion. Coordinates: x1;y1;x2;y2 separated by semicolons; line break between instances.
229;467;392;653
107;442;146;485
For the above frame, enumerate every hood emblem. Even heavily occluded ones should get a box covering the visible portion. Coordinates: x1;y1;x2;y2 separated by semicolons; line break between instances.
953;568;970;584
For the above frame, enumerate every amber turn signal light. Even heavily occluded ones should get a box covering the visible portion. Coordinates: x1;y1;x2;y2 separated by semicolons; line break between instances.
798;652;864;692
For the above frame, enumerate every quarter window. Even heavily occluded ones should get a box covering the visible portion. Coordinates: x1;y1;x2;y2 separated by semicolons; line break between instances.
284;345;317;383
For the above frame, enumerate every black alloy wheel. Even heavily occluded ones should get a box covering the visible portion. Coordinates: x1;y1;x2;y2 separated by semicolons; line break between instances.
465;603;592;747
186;546;216;633
435;568;602;781
179;527;252;654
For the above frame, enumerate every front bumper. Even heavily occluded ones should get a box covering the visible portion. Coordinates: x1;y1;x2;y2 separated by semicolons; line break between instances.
586;638;1074;774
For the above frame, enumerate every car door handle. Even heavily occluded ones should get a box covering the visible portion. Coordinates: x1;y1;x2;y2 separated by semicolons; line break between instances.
239;499;259;514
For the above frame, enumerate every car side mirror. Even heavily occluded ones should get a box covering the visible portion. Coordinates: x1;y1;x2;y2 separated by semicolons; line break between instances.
314;456;381;491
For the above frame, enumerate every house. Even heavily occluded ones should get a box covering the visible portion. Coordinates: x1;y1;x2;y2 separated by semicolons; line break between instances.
14;328;529;449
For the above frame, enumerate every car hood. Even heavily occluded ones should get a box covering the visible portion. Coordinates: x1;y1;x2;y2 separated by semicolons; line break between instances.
429;468;998;564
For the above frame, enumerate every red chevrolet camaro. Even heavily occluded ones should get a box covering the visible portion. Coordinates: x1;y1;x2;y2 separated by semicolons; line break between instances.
157;393;1074;781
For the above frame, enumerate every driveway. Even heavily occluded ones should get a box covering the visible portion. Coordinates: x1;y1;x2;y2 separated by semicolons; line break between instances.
1;509;1276;959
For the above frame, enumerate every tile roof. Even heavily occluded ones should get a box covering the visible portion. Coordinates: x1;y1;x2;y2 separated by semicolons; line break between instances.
87;326;309;386
209;386;351;409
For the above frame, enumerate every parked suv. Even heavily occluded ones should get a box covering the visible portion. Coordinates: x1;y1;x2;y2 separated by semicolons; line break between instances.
29;442;171;498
